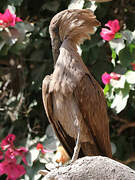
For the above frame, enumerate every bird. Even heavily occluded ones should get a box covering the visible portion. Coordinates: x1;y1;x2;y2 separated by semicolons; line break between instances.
42;9;112;162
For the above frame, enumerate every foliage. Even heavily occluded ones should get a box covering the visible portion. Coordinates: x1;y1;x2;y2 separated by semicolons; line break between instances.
0;0;135;179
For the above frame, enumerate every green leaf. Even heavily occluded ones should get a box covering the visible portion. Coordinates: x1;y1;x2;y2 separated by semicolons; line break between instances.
119;47;133;67
111;48;116;59
9;42;26;55
103;84;110;95
114;33;122;39
0;40;6;51
0;44;10;56
125;71;135;84
129;43;135;53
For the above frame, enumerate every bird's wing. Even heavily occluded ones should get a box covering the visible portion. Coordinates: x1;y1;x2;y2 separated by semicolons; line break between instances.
74;73;112;158
42;75;79;157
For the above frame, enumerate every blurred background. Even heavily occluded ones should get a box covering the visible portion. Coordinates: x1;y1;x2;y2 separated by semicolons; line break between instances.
0;0;135;179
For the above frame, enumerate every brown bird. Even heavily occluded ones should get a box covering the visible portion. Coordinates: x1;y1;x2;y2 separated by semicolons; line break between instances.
42;9;112;161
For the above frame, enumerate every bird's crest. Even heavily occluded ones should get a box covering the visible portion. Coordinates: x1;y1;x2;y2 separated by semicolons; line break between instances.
49;9;100;45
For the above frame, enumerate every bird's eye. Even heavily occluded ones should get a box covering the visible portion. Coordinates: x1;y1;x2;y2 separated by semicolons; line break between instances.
52;26;59;33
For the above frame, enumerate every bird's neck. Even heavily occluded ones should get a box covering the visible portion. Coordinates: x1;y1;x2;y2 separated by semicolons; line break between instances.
61;39;78;53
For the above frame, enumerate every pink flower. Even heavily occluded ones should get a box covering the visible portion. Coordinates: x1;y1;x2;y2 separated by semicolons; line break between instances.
131;63;135;70
110;72;121;80
100;19;120;41
1;134;16;150
102;72;112;85
0;9;22;28
102;72;121;85
0;150;3;160
14;147;28;165
0;134;28;180
0;160;26;180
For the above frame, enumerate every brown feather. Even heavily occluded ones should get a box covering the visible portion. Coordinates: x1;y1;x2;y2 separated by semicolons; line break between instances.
42;9;112;159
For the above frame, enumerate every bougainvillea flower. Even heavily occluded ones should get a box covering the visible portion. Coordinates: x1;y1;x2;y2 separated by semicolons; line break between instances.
14;147;28;165
110;72;121;80
36;143;51;155
1;134;16;150
100;19;120;41
0;160;26;180
0;134;27;179
131;63;135;70
102;72;121;85
102;72;112;85
0;9;22;28
0;150;3;160
5;149;16;162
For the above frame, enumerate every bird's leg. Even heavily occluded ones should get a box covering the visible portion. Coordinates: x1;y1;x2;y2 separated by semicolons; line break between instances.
71;125;81;163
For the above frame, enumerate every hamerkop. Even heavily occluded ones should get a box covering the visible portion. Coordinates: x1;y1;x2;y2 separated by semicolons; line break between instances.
42;9;112;161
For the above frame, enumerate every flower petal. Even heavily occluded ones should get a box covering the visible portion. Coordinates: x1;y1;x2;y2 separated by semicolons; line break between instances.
110;72;121;80
1;134;16;150
100;28;115;41
15;17;23;22
102;72;111;85
111;19;120;33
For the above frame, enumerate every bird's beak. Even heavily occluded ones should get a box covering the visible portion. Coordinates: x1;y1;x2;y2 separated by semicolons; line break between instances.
51;35;61;65
50;25;62;65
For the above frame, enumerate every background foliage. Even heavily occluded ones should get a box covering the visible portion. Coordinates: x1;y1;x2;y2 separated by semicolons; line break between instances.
0;0;135;179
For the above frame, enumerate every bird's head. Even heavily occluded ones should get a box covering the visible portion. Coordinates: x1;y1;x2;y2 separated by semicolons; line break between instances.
49;9;100;64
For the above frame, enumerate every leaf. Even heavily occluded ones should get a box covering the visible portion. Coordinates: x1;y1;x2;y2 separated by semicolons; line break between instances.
111;48;116;59
25;161;44;180
103;84;110;95
26;148;40;166
129;43;135;59
15;22;34;36
43;137;59;151
119;47;133;67
8;0;24;6
42;1;60;12
68;0;85;9
125;71;135;84
113;64;127;74
122;30;134;44
0;44;10;56
109;38;125;55
9;42;26;55
111;83;130;113
111;142;117;155
114;32;122;39
0;40;6;51
84;1;97;12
